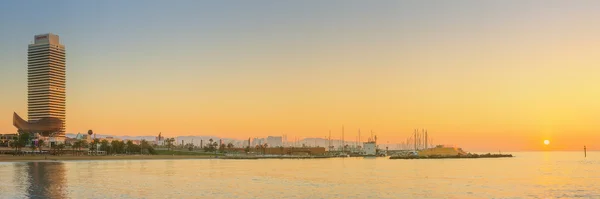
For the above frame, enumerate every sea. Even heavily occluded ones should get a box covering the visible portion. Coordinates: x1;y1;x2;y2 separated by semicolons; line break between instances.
0;152;598;199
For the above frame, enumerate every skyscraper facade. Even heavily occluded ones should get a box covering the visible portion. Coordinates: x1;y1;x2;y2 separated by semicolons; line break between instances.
28;33;66;142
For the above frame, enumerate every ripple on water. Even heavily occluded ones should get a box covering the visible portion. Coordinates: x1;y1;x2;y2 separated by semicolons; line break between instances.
1;152;600;198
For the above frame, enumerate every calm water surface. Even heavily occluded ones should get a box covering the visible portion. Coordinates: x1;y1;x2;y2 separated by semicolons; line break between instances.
1;152;599;199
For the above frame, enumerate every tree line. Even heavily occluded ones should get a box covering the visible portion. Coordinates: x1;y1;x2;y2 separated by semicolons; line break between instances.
6;131;156;156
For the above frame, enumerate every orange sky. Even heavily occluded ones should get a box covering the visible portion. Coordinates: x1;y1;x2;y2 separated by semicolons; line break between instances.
1;1;600;151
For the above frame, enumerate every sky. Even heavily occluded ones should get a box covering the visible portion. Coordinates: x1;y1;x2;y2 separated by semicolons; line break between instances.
1;0;600;151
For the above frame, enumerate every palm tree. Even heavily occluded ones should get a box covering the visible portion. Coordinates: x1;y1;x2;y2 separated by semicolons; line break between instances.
126;140;135;154
204;138;214;152
30;142;37;155
165;138;175;151
100;140;110;155
262;143;268;155
219;143;226;153
38;139;45;154
90;138;100;155
111;140;124;154
50;144;57;155
72;141;81;156
213;142;219;154
57;144;65;156
9;139;18;155
80;140;88;155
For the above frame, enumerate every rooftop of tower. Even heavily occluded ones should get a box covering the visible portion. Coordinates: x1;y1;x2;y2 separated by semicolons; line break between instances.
32;33;61;45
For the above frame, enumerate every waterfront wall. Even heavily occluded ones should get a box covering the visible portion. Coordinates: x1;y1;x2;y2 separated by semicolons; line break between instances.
229;147;326;155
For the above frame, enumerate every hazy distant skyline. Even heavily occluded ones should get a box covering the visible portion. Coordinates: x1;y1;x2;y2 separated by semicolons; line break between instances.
2;1;600;151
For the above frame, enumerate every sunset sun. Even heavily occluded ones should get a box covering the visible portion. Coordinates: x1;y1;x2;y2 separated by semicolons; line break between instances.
544;140;550;145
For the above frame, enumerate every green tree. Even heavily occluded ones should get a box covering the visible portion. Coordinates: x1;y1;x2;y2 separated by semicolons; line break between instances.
111;140;125;154
90;138;100;155
185;143;195;151
37;139;45;153
100;140;110;154
11;132;31;155
126;140;135;154
203;139;217;152
72;141;81;156
57;144;65;156
262;143;268;154
77;140;88;155
140;140;156;155
30;141;37;155
165;138;175;151
51;144;57;155
65;142;73;155
140;140;148;155
9;139;18;154
219;143;226;153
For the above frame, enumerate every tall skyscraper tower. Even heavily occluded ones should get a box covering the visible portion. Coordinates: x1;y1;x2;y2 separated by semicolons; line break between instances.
28;33;66;140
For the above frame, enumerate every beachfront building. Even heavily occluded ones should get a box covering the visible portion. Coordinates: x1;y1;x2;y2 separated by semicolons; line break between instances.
0;134;18;147
12;33;67;146
13;112;63;147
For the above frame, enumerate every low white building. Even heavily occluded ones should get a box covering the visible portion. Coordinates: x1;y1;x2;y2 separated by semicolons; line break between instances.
363;142;376;155
266;136;283;147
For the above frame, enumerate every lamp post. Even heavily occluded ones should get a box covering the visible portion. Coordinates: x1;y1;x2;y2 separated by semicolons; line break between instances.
87;130;94;156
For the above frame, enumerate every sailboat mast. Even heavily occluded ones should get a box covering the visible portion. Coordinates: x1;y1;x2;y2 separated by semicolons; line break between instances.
414;129;417;151
342;125;345;152
425;130;428;149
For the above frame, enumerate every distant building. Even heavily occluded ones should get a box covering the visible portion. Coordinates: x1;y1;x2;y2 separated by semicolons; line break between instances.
64;137;78;145
0;134;18;147
12;33;66;147
104;137;120;142
28;33;66;142
130;140;141;145
363;142;376;155
155;132;164;146
252;138;265;146
74;133;91;141
266;136;283;147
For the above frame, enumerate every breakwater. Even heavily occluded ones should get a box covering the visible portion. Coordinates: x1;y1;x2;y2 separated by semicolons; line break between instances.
220;156;333;160
389;153;513;159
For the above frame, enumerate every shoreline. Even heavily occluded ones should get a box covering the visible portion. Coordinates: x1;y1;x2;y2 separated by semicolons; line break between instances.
0;155;218;162
0;155;340;162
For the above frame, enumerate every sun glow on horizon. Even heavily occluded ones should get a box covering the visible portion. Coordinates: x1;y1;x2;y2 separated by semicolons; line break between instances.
544;140;550;145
